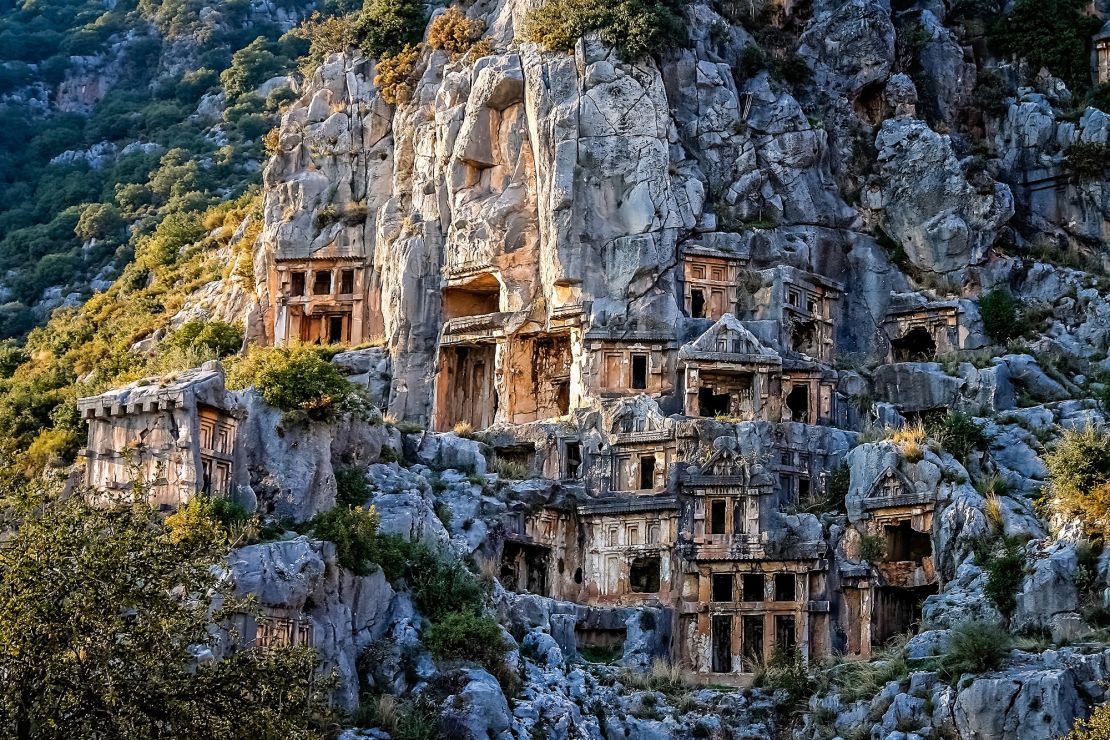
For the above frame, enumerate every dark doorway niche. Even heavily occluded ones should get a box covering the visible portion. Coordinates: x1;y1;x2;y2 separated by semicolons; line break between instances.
699;386;731;417
786;383;809;422
892;327;937;362
629;556;661;593
712;615;732;673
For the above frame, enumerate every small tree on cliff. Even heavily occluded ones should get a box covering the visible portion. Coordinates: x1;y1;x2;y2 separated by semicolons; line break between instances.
0;484;334;739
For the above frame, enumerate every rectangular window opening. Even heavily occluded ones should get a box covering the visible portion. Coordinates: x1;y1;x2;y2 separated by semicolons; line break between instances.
339;269;355;294
710;499;727;535
742;573;765;602
639;456;656;490
631;354;648;390
690;289;706;318
312;270;332;295
774;573;797;602
291;271;306;296
712;573;734;602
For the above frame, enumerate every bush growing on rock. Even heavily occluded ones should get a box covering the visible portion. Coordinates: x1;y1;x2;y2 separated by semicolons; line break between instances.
426;610;509;668
227;344;358;420
991;0;1102;93
753;646;813;708
524;0;685;61
940;621;1012;679
928;411;987;462
978;288;1027;343
373;534;484;621
357;0;427;58
1067;701;1110;739
427;7;486;58
291;11;360;74
374;44;422;106
859;533;887;562
335;467;372;508
306;504;381;575
1045;426;1110;532
1064;142;1110;182
165;319;244;359
982;535;1027;617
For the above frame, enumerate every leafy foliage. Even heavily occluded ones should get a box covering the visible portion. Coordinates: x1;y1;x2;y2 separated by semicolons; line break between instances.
426;610;509;669
1066;700;1110;739
227;344;357;420
0;487;334;738
928;411;987;462
753;646;813;708
524;0;685;60
427;7;486;58
1065;142;1110;182
939;621;1012;679
1045;426;1110;532
306;504;381;574
166;319;244;358
981;535;1027;616
978;288;1027;343
356;0;427;58
291;11;360;74
372;534;484;621
859;533;887;562
991;0;1102;92
374;44;423;106
336;467;373;508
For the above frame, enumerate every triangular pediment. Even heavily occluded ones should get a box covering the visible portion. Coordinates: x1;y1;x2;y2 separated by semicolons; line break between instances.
867;467;911;500
679;315;781;363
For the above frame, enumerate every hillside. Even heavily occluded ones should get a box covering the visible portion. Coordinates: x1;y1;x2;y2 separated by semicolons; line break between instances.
6;0;1110;738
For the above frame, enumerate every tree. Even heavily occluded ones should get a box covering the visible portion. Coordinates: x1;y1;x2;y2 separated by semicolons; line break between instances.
226;344;358;420
0;487;335;739
992;0;1102;93
978;287;1026;343
1045;426;1110;533
356;0;427;58
75;202;124;242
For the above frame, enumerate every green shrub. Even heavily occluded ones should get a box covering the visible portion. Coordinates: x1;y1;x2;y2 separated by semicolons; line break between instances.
227;344;356;419
357;0;427;58
166;319;244;358
973;68;1015;116
307;505;381;575
928;412;987;461
1045;426;1110;532
978;288;1027;343
983;535;1026;616
859;533;887;562
825;466;851;506
75;202;124;242
372;534;484;621
991;0;1102;93
291;12;359;74
426;610;509;668
1064;141;1110;182
940;621;1012;679
753;645;812;708
336;467;372;508
524;0;685;61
